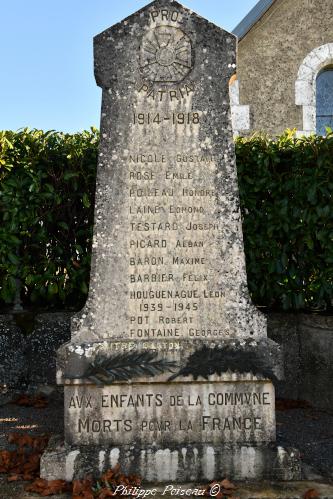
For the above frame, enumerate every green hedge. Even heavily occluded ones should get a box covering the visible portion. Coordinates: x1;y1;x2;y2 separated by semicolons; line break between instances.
236;131;333;311
0;129;98;309
0;129;332;311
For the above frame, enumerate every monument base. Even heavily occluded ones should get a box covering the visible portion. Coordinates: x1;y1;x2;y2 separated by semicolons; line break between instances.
48;338;300;481
41;437;301;482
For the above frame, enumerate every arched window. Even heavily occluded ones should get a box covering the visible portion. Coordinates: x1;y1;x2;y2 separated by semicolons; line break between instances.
316;68;333;135
295;43;333;136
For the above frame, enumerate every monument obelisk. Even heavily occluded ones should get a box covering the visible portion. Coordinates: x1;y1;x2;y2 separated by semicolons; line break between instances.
42;0;300;482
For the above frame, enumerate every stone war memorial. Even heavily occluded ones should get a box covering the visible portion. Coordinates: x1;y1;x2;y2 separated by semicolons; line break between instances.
41;0;301;482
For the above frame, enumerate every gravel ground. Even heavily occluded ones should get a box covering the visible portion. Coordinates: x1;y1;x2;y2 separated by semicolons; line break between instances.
0;389;64;452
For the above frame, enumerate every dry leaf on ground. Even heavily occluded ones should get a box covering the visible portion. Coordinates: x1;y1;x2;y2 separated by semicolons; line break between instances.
12;394;48;408
0;433;49;482
303;489;320;499
26;478;70;496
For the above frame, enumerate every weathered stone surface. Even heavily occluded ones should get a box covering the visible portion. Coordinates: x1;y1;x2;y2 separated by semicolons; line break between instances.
70;0;265;345
41;435;301;482
57;337;283;383
65;380;276;446
45;0;290;482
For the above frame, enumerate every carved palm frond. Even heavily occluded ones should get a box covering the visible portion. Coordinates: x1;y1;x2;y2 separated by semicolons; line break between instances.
168;345;277;381
84;351;177;385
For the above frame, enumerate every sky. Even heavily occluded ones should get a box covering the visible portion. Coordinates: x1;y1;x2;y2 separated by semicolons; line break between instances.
0;0;258;132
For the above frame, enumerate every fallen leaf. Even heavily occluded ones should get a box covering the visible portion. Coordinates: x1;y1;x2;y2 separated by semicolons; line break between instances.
41;480;69;496
25;478;69;496
7;474;20;482
81;492;94;499
73;494;94;499
73;478;93;495
1;433;50;483
23;473;35;481
0;450;12;469
98;489;116;498
303;489;320;499
12;394;48;408
221;479;237;490
8;432;34;448
25;478;48;492
229;74;237;85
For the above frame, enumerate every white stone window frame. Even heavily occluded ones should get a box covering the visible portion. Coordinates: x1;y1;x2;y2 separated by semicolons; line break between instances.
295;43;333;136
229;78;250;136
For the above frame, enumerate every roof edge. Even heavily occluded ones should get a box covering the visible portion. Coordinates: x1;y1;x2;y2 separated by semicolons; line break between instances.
233;0;275;40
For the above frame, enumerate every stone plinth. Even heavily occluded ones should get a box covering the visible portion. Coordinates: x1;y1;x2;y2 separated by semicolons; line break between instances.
41;437;300;482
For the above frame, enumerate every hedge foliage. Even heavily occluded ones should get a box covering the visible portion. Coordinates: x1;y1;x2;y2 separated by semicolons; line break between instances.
0;128;98;309
0;128;332;311
236;131;333;311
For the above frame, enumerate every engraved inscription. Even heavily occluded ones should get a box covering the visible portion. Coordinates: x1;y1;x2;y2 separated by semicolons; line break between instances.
133;112;200;125
65;383;275;445
126;148;226;339
81;0;267;349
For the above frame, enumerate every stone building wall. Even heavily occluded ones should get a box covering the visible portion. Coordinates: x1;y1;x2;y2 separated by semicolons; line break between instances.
237;0;333;135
